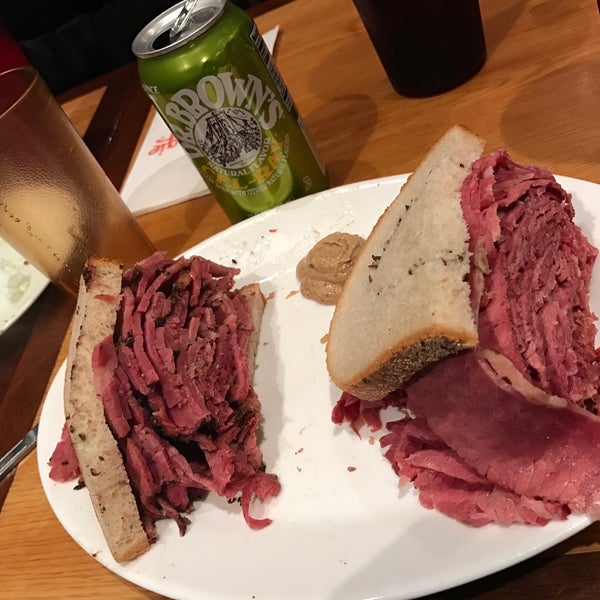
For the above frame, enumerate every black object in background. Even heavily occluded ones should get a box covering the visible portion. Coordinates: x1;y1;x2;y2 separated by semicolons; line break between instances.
352;0;487;97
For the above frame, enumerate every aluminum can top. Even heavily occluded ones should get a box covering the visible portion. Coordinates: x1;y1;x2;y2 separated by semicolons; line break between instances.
132;0;227;59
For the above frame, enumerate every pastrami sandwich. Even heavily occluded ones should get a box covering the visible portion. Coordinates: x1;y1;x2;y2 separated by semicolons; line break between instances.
50;253;280;561
327;125;600;526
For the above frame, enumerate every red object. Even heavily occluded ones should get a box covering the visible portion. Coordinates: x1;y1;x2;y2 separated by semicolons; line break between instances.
0;22;29;72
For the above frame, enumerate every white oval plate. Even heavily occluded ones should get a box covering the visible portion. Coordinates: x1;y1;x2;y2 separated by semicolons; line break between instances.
38;174;597;600
0;237;48;335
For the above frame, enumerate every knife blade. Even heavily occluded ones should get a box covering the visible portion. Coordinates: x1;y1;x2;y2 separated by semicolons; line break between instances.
0;424;39;482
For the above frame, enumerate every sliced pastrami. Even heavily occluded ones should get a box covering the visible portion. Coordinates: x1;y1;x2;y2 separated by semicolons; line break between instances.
92;336;132;439
331;390;406;436
48;423;81;482
104;253;277;534
381;417;569;526
332;151;600;528
461;150;600;405
51;252;278;537
405;350;600;518
240;473;282;530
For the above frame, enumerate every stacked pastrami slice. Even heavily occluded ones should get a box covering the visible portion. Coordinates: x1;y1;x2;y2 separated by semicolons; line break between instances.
51;253;280;539
462;151;600;405
334;151;600;526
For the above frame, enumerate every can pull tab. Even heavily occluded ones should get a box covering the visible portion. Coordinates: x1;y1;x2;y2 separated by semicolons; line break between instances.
170;0;200;41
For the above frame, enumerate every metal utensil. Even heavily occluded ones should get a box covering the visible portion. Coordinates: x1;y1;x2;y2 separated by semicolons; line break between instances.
0;424;39;482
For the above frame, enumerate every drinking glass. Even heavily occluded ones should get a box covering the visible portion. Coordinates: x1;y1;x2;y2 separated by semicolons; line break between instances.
0;67;155;294
352;0;487;97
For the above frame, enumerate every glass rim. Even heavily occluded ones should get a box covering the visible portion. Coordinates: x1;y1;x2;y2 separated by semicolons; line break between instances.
0;66;40;121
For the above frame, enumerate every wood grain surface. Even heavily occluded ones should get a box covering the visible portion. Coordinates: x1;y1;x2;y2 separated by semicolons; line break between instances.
2;0;600;598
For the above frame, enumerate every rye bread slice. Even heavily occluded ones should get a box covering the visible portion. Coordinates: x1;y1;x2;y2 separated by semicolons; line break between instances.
64;257;150;562
326;125;485;400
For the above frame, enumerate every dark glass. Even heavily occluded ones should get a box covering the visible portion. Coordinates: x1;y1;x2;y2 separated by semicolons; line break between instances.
352;0;487;97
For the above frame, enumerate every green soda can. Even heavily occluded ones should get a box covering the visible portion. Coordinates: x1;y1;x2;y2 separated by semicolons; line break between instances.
132;0;329;223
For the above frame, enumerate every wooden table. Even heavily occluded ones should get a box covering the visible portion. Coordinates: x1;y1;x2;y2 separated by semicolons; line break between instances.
2;0;600;597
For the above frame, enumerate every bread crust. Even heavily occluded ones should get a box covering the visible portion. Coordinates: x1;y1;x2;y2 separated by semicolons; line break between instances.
238;283;266;381
338;326;477;400
64;257;150;562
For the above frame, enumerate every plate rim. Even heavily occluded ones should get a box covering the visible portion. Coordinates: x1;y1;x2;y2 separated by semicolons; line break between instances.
36;172;597;600
0;240;49;335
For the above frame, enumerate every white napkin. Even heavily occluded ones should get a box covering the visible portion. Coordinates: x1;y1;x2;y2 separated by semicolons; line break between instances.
120;26;280;216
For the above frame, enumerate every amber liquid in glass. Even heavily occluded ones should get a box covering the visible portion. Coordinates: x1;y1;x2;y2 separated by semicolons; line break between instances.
0;68;155;294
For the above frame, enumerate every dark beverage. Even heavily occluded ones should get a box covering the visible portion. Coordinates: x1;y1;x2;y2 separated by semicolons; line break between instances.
352;0;487;97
